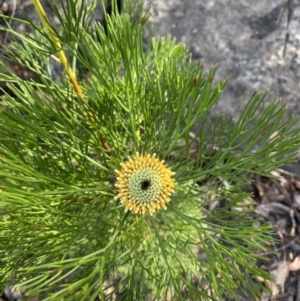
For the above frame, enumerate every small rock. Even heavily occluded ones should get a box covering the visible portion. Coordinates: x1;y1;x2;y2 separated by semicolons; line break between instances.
174;9;184;18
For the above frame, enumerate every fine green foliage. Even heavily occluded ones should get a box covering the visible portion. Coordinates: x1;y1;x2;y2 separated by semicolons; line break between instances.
0;0;299;300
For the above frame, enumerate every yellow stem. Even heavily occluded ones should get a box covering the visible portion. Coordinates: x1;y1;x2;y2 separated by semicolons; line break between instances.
31;0;84;99
31;0;111;154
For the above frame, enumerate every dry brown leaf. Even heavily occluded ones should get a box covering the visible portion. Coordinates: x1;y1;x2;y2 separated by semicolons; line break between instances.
293;194;300;208
289;255;300;271
270;261;290;297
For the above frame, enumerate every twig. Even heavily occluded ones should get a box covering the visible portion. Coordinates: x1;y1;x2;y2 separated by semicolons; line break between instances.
276;7;284;26
258;236;299;256
270;178;292;205
296;275;300;301
283;0;293;57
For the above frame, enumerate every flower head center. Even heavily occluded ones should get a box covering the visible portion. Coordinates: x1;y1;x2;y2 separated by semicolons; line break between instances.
141;179;151;191
128;168;162;202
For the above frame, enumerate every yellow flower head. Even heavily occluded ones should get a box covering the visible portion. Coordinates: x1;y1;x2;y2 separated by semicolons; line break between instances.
114;153;176;215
